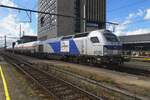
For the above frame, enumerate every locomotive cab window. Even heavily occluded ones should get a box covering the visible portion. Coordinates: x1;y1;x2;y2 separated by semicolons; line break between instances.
104;33;119;42
90;37;100;43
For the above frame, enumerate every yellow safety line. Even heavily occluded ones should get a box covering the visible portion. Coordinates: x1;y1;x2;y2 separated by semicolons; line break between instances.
0;65;11;100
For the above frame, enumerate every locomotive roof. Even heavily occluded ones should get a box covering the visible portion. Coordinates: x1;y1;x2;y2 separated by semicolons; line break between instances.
42;37;62;43
15;41;40;47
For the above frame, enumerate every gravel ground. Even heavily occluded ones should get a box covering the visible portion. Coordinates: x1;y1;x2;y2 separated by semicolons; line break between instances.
123;61;150;71
4;54;150;99
0;55;51;100
0;69;5;100
30;59;150;98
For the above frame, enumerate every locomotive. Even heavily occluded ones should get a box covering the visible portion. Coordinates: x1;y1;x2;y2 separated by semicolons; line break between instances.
13;29;124;64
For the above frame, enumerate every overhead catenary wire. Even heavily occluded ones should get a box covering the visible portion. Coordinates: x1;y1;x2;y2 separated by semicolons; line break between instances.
0;4;118;25
0;5;86;20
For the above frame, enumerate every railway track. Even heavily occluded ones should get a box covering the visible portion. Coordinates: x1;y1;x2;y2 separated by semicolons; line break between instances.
66;60;150;77
2;52;148;100
15;53;150;77
3;53;102;100
5;50;150;77
105;65;150;77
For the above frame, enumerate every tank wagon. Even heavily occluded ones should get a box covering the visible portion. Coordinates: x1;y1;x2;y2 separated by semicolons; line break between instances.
12;30;124;64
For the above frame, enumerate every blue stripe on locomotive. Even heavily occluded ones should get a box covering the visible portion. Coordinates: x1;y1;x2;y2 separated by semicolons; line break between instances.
49;39;80;55
49;42;60;54
69;39;80;55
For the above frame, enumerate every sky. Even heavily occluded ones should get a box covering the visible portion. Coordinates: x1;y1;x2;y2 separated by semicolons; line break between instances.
107;0;150;36
0;0;150;47
0;0;37;47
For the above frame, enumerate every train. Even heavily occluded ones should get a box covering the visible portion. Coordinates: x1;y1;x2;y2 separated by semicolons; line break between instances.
9;29;124;64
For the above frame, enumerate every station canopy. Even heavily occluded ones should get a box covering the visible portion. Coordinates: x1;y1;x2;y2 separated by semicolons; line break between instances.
119;33;150;44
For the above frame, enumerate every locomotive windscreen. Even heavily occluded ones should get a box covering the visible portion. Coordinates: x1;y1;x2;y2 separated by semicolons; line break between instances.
104;33;119;42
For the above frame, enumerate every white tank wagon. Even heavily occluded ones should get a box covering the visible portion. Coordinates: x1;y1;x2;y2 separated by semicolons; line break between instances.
14;41;40;53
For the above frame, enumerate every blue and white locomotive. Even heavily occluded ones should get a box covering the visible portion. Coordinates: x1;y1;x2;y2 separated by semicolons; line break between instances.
14;29;123;64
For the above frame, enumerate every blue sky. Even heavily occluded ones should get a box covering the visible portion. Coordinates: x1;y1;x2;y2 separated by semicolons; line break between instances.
0;0;38;47
0;0;150;47
107;0;150;35
0;0;37;36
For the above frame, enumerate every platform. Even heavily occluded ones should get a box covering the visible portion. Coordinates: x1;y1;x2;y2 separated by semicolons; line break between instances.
0;67;5;100
124;61;150;71
0;56;8;100
132;57;150;63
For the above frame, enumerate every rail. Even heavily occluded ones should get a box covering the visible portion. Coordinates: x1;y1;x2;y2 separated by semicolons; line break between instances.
3;52;103;100
2;52;149;100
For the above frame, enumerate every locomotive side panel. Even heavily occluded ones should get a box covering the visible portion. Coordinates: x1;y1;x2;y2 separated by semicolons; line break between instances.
73;38;87;55
43;43;54;53
86;31;104;56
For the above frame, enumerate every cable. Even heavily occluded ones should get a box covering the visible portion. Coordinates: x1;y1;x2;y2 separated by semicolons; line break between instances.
0;4;117;25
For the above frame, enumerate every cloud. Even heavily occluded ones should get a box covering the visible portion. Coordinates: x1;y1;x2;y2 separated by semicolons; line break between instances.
114;13;134;36
0;0;37;47
114;9;148;36
136;9;144;17
0;14;18;36
0;0;16;6
0;13;36;47
126;28;150;35
0;0;36;37
144;8;150;20
0;14;35;36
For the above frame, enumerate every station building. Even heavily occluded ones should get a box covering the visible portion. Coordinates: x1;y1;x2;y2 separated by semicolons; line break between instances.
119;33;150;56
38;0;106;40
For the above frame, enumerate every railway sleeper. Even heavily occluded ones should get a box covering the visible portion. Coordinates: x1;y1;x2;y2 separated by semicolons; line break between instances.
40;78;53;83
49;84;64;90
39;81;52;87
37;80;59;89
54;87;69;92
57;90;80;99
48;82;60;86
33;77;46;81
30;77;54;85
47;83;61;89
68;93;84;100
56;89;73;96
63;94;89;100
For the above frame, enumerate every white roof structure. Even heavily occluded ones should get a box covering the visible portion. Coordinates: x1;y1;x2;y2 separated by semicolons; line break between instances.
119;33;150;44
